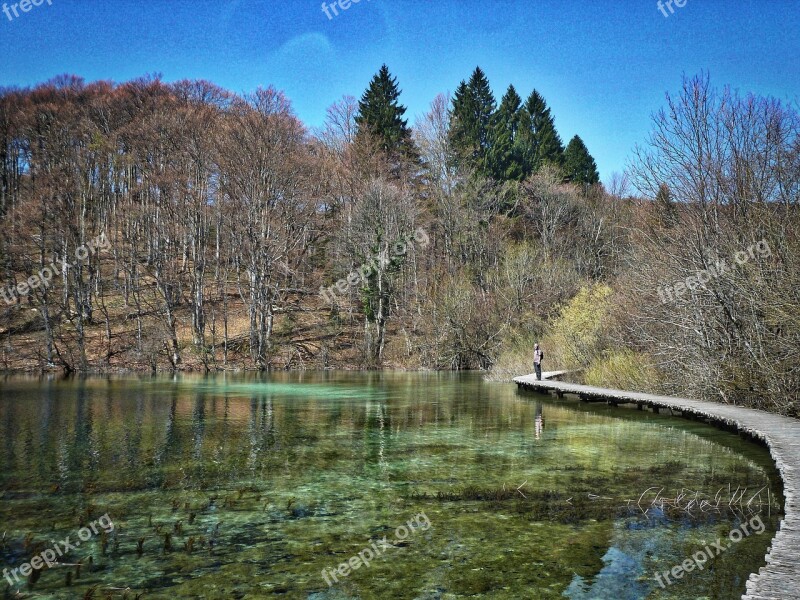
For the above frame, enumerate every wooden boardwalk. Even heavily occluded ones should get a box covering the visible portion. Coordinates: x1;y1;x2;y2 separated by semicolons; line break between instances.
514;373;800;600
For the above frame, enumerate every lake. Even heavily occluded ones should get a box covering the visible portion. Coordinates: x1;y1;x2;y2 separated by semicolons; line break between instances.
0;372;782;599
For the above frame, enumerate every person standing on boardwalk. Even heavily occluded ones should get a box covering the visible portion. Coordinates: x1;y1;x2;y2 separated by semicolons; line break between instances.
533;343;544;381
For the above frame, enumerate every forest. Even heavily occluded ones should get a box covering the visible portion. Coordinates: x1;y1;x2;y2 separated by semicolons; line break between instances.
0;66;798;415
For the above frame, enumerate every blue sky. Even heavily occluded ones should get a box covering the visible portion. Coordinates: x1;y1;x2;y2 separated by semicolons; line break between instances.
1;0;798;183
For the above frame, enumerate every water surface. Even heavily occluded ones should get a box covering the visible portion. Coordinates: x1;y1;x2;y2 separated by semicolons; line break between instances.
0;372;782;599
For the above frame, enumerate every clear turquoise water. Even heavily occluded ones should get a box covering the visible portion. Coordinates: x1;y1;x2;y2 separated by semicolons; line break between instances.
0;372;782;599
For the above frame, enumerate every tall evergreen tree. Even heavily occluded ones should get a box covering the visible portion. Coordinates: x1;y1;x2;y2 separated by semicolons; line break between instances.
487;84;524;181
355;64;414;157
449;67;496;175
563;135;600;185
519;90;564;177
449;80;475;164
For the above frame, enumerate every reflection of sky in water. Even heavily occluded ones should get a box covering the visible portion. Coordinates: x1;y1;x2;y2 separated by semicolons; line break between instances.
565;513;680;600
565;545;648;600
564;509;747;600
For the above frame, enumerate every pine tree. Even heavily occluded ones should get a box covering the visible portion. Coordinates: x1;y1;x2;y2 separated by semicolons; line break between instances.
449;67;496;176
519;90;564;177
355;64;414;158
487;85;524;181
563;135;600;185
449;80;475;165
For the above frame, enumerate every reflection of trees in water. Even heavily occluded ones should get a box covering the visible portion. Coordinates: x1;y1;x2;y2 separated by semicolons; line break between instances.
364;400;389;477
67;380;99;491
71;381;90;466
193;393;206;460
377;401;387;474
0;377;779;506
247;395;276;474
1;399;16;481
150;390;179;488
123;394;145;471
247;397;259;473
36;384;55;483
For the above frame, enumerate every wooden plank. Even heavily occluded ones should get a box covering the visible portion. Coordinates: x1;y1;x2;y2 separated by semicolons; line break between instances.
513;373;800;600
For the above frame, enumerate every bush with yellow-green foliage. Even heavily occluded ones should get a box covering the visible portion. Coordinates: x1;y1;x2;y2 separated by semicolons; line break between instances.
583;348;661;391
489;283;657;390
544;284;613;371
488;284;610;380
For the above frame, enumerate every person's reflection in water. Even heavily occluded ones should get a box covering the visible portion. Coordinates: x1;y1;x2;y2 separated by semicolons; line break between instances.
535;403;544;440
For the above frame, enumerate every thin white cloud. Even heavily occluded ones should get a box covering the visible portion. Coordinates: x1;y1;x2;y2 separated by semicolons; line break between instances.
272;32;334;63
